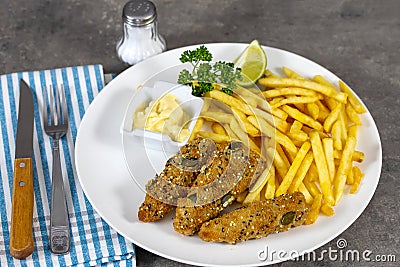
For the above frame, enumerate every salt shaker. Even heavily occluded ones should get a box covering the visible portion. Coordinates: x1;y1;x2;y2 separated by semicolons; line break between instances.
116;0;166;65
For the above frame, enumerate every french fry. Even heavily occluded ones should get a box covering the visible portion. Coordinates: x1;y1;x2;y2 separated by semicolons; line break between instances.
292;139;305;148
313;75;336;89
263;87;318;98
259;77;348;103
211;122;226;135
264;69;279;78
304;179;321;198
276;142;311;196
236;191;247;203
250;166;272;193
339;80;366;113
232;108;260;136
271;96;321;109
305;193;323;225
230;119;261;154
239;95;258;108
346;103;362;126
307;162;319;182
310;131;335;206
264;166;276;199
271;108;288;121
348;124;358;138
267;147;289;179
346;165;354;185
352;151;365;163
248;116;298;155
288;132;308;142
332;121;343;150
298;183;314;204
323;103;342;132
281;144;298;163
333;136;357;205
189;118;203;141
283;66;305;79
306;102;319;120
210;98;232;113
323;138;335;182
245;163;270;202
197;131;230;143
224;124;240;141
252;108;288;133
282;105;323;131
321;204;334;216
339;105;348;140
189;98;211;139
316;100;330;120
275;143;291;168
324;96;338;111
252;92;288;121
302;125;328;139
333;150;364;163
269;96;285;106
350;166;364;194
290;120;303;133
243;189;260;204
202;111;234;124
233;90;258;107
235;86;269;109
208;90;254;115
288;151;313;193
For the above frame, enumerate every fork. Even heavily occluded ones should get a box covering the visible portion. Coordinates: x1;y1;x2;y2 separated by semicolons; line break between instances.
43;85;70;255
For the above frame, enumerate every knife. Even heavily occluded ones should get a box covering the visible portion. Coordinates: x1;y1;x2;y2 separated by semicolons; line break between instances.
10;79;35;259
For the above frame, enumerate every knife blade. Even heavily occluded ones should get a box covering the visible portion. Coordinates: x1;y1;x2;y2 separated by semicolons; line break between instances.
10;79;35;259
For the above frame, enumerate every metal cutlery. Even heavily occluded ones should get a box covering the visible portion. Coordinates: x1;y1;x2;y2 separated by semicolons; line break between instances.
10;80;35;259
43;84;70;255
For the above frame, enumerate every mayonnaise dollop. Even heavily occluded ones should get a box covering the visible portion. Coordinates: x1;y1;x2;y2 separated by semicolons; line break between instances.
132;93;190;142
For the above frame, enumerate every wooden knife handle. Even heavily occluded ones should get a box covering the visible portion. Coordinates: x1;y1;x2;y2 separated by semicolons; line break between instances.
10;158;34;259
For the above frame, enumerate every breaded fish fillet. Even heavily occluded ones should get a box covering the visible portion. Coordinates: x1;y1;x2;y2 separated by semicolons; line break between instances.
174;142;265;235
198;192;309;244
138;137;216;222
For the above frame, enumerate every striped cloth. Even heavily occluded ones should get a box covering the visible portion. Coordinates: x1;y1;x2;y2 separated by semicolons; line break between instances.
0;65;136;266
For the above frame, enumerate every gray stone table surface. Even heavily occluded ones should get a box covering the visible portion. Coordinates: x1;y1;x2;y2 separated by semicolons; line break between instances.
1;0;399;266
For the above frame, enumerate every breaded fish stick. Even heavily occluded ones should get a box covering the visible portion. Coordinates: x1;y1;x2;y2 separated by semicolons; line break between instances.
198;192;308;244
138;137;216;222
174;142;265;235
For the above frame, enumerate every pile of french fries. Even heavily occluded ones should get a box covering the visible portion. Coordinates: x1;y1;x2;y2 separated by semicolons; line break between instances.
189;66;366;224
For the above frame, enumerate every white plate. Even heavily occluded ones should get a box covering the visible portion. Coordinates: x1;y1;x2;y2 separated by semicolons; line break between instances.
75;43;382;266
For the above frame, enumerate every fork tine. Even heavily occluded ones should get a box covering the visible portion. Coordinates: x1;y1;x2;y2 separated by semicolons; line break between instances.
60;84;68;124
49;85;55;125
55;85;62;126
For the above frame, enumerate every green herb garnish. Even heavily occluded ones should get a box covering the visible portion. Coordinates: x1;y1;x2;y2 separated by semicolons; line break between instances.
177;45;242;96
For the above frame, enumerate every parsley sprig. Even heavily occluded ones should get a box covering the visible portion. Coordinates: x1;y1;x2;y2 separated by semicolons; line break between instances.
177;45;242;96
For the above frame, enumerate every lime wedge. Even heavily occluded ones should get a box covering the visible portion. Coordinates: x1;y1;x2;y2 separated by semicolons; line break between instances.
234;40;267;86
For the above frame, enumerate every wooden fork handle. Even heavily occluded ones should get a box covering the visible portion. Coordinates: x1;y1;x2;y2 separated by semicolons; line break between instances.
10;158;34;259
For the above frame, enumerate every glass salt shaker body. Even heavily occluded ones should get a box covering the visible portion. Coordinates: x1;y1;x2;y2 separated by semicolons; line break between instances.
116;0;166;65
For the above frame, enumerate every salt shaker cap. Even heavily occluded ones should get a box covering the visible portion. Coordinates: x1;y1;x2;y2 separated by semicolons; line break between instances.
122;0;157;26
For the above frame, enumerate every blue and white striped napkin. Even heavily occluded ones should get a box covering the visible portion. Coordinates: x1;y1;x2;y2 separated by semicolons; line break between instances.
0;65;136;266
